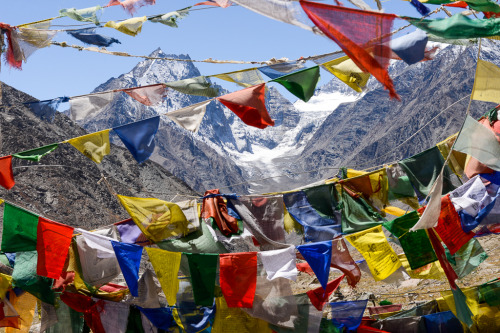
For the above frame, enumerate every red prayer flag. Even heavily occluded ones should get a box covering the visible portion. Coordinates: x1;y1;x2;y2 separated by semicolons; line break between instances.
0;156;15;190
219;252;257;308
300;1;400;100
106;0;156;15
195;0;232;7
296;262;315;276
307;274;345;311
121;84;167;106
427;228;458;289
60;292;106;333
358;325;390;333
444;1;468;8
217;84;275;129
36;217;74;279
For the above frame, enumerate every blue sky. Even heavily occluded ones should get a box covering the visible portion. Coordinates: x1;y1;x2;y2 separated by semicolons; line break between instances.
1;0;458;101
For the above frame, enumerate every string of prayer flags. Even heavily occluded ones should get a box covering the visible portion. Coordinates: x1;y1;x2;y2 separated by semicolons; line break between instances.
25;97;69;122
0;23;24;70
345;225;401;281
12;144;58;162
427;229;458;289
331;238;362;287
104;17;148;37
149;7;191;28
296;241;332;290
0;156;15;190
59;6;103;25
201;189;241;237
258;61;306;80
300;1;400;99
107;0;157;16
212;68;266;88
118;195;190;242
1;203;38;252
404;14;500;39
319;55;370;93
454;115;500;172
258;246;297;281
65;129;111;164
113;116;160;164
121;84;167;106
217;84;274;129
307;274;345;311
164;76;219;97
219;252;257;308
67;28;121;47
111;241;143;297
384;211;437;270
36;217;74;279
166;100;210;132
70;92;116;122
145;247;181;306
271;66;320;102
391;29;429;65
185;253;218;306
330;299;369;331
471;60;500;104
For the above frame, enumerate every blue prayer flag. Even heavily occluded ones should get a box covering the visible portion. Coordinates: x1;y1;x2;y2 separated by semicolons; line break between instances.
391;29;428;65
24;97;69;122
409;0;431;16
423;311;464;333
67;28;121;47
258;61;306;80
113;116;160;164
297;241;332;290
111;241;142;297
137;306;176;331
330;299;368;331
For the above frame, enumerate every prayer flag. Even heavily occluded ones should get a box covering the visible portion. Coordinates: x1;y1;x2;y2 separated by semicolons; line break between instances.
59;6;102;25
0;23;23;70
111;241;142;297
1;203;38;252
0;274;11;299
296;241;332;290
18;21;57;60
258;61;306;80
219;252;257;308
166;100;210;132
409;0;431;15
65;129;111;164
0;156;15;190
121;84;167;106
410;170;444;231
6;291;37;333
340;186;385;234
258;246;297;281
186;253;218;306
271;66;320;102
212;296;271;333
345;225;401;281
100;301;130;333
60;292;106;333
25;97;69;122
12;144;58;162
113;116;160;164
118;195;190;242
391;29;428;65
213;68;266;88
158;221;227;254
479;280;500;306
423;311;464;332
217;84;275;129
330;299;368;331
137;307;176;331
114;218;151;246
36;217;74;279
150;7;191;27
384;211;437;270
427;229;458;289
104;17;148;37
331;238;361;287
472;60;500;103
301;1;399;99
446;238;487;279
454;115;500;171
164;76;219;97
399;254;445;280
321;55;370;93
67;28;121;47
108;0;157;15
70;91;115;121
440;286;475;327
201;189;241;237
307;275;345;311
145;247;181;306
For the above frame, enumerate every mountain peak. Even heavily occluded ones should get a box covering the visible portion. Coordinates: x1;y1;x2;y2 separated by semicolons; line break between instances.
148;48;192;61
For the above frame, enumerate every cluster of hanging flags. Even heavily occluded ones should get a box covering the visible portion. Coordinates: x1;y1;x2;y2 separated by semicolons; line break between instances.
1;101;500;331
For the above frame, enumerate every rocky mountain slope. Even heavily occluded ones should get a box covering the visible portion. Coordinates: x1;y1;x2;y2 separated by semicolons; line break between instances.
0;82;198;230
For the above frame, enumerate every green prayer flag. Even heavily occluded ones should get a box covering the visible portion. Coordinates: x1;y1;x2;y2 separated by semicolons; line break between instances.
1;203;39;252
126;307;145;333
404;14;500;39
340;187;384;234
164;76;219;97
479;280;500;307
303;183;341;220
12;144;59;162
186;253;218;306
444;238;488;279
320;318;341;333
383;211;437;270
451;286;474;327
271;66;320;102
398;146;455;197
12;251;56;305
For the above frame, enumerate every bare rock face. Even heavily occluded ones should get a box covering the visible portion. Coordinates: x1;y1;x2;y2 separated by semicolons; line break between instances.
0;82;198;230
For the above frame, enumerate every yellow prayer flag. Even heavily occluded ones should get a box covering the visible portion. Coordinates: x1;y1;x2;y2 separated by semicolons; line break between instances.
345;225;401;281
398;254;445;280
104;16;147;36
346;168;389;208
321;55;370;93
212;297;272;333
283;205;303;234
6;291;37;333
65;129;110;164
381;206;407;217
212;69;265;88
471;59;500;104
145;247;181;306
118;195;190;242
0;273;12;299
